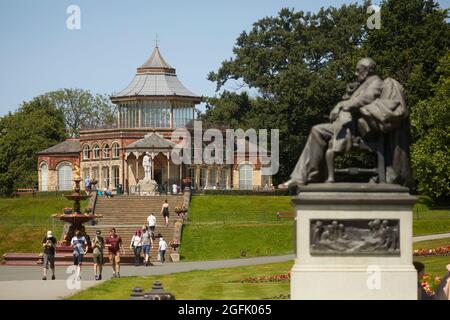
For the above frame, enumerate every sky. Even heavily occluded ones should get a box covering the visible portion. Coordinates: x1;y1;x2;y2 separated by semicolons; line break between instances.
0;0;449;115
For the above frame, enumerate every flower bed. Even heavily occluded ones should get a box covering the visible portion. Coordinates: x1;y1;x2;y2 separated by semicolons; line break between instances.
413;246;450;257
420;273;442;297
228;273;291;283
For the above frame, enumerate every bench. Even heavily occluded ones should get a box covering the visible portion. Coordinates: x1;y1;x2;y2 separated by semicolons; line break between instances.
14;188;37;197
276;211;295;220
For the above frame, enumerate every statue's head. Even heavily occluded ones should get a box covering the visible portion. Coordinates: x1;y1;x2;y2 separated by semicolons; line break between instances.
355;58;377;82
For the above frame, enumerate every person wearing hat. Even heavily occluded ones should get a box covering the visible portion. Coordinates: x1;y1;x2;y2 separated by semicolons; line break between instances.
42;230;57;280
91;230;105;280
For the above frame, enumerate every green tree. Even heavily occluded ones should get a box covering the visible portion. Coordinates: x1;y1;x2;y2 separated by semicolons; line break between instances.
47;88;117;137
410;51;450;199
206;4;370;182
363;0;450;107
0;96;66;195
206;0;449;184
201;91;253;128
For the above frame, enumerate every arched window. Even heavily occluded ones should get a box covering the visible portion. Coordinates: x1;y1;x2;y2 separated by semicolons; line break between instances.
112;143;120;159
239;163;253;190
82;145;90;160
40;163;48;191
102;144;110;159
93;145;100;159
57;163;72;191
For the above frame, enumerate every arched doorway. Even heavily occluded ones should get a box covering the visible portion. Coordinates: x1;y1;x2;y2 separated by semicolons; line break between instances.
57;163;72;191
41;163;48;191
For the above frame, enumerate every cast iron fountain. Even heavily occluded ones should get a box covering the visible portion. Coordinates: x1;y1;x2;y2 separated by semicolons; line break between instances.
52;165;102;246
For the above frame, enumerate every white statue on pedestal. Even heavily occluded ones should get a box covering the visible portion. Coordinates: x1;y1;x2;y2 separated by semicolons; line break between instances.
142;152;152;181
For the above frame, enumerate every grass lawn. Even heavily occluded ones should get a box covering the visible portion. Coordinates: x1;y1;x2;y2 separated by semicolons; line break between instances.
71;238;450;300
68;261;292;300
413;238;450;278
180;223;294;261
0;193;88;259
180;195;450;261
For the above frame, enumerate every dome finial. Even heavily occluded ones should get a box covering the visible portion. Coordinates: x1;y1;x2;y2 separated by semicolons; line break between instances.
154;33;159;48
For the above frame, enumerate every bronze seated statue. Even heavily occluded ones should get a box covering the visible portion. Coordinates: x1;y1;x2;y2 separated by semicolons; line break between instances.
282;58;412;188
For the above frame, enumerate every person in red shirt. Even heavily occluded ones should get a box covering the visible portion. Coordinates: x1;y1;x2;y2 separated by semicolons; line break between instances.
105;228;125;278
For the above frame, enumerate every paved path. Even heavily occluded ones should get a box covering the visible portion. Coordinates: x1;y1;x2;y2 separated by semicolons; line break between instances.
412;232;450;243
0;233;448;300
0;254;294;300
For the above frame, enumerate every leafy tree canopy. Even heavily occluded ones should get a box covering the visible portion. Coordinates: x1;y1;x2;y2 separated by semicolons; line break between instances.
0;96;66;195
46;88;117;138
410;51;450;199
205;0;449;185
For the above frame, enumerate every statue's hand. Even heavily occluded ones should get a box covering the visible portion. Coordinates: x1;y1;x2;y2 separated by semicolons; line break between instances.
329;103;343;121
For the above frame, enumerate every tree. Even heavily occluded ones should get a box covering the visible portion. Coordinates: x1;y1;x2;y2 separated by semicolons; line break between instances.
201;91;253;128
206;3;370;183
363;0;450;107
0;96;66;195
47;88;117;137
206;0;449;185
410;51;450;199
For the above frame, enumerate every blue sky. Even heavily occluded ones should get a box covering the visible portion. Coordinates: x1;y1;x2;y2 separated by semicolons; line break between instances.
0;0;448;115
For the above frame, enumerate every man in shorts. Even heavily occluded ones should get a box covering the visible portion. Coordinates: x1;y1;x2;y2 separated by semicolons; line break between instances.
105;228;124;278
42;230;57;280
92;230;104;280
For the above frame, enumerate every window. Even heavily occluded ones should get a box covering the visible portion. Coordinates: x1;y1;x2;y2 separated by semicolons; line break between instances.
188;167;196;188
93;145;100;159
82;146;90;160
41;163;48;191
239;163;253;190
82;168;90;180
102;144;110;159
220;168;228;189
112;143;120;159
112;166;120;188
102;167;110;189
199;168;206;189
208;168;216;187
57;163;72;191
91;167;99;181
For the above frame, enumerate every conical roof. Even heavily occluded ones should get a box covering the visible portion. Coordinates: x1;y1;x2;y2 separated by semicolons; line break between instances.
138;46;175;73
111;46;201;102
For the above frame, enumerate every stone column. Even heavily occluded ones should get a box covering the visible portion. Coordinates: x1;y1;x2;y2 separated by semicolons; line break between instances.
151;152;155;181
166;152;170;186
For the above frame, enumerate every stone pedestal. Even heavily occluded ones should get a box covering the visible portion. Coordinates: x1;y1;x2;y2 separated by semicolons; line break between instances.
138;179;158;196
290;183;417;300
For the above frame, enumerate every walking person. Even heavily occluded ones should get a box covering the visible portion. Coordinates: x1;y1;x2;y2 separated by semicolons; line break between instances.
130;229;143;266
42;230;57;280
161;199;170;227
158;236;168;264
105;228;125;278
70;230;88;281
147;212;156;236
84;176;91;195
141;226;153;267
91;230;104;281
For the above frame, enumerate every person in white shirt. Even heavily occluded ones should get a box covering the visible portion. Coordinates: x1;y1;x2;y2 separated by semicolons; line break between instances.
158;237;168;263
147;213;157;235
172;183;178;195
130;229;142;266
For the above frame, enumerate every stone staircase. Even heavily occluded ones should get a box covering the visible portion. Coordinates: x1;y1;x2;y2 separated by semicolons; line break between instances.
85;195;184;261
2;195;185;266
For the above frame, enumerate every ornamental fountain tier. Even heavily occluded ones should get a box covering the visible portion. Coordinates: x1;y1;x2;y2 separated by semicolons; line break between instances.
52;165;102;246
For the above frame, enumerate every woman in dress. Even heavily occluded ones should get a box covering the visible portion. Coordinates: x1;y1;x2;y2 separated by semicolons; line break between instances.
161;199;170;227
